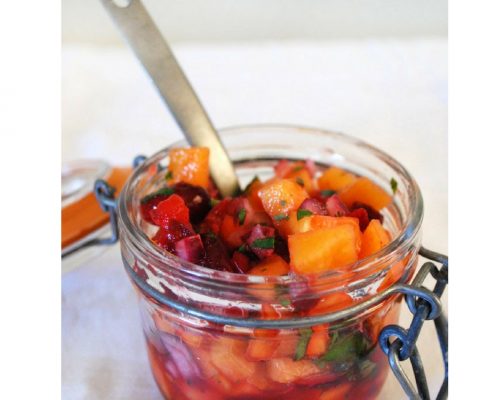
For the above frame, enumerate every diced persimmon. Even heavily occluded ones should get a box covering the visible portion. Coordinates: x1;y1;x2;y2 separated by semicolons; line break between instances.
210;338;258;383
258;179;309;220
246;337;280;361
168;147;209;188
289;225;361;274
267;358;321;384
249;254;290;276
359;219;391;258
308;292;354;316
278;212;361;240
244;177;265;212
338;177;392;210
177;328;203;348
318;167;357;192
285;168;315;194
319;383;353;399
272;335;299;358
248;255;290;301
306;324;330;358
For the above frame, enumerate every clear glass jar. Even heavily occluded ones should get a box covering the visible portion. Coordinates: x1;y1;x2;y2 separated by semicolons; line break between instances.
117;125;423;400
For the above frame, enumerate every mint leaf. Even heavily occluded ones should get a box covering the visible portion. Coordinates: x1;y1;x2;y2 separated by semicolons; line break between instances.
251;237;275;249
318;332;371;364
279;200;287;207
297;209;313;220
320;189;337;198
274;214;289;221
390;178;398;194
294;328;313;361
238;244;248;253
238;208;247;225
140;187;174;204
165;170;173;180
295;177;305;187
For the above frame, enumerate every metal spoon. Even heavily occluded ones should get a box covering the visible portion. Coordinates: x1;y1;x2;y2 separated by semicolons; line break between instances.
100;0;240;197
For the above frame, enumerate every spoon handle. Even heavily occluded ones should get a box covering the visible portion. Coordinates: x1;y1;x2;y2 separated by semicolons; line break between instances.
101;0;240;197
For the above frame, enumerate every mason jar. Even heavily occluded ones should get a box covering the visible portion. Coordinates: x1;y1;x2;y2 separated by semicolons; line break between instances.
117;125;423;400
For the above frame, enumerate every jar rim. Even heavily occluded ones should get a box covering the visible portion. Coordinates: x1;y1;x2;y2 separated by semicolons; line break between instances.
118;124;423;290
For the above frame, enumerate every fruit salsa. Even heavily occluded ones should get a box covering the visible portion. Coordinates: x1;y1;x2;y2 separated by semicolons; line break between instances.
137;147;410;400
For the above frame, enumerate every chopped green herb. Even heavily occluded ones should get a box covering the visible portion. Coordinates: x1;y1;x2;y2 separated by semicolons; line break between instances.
165;170;173;180
295;177;305;187
210;198;221;207
320;189;337;198
279;200;287;207
294;328;313;361
390;177;398;194
251;237;275;249
238;244;248;253
238;208;247;225
297;209;313;220
279;298;291;307
140;187;174;204
318;332;371;364
292;165;304;172
274;214;289;221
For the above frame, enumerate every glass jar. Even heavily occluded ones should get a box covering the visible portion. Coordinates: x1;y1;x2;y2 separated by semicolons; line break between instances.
117;125;423;400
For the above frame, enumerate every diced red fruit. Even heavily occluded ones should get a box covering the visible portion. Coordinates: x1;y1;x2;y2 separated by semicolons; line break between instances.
150;194;190;228
200;233;235;272
348;207;370;231
352;201;384;223
219;215;252;249
174;234;205;264
140;193;169;224
288;280;319;312
274;236;290;262
305;159;317;177
299;198;328;216
232;251;251;274
152;220;194;251
171;182;211;223
247;224;276;259
325;194;349;217
202;199;231;235
274;159;293;178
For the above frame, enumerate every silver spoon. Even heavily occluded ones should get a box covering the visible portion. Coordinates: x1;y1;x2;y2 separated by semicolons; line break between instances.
100;0;240;197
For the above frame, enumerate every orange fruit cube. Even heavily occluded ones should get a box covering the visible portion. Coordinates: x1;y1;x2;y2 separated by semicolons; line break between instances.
267;357;321;384
249;254;290;276
359;219;391;258
258;179;309;220
306;324;330;358
245;337;280;361
338;177;392;210
210;338;258;383
318;167;357;192
285;168;315;194
308;292;354;316
168;147;210;188
289;225;361;274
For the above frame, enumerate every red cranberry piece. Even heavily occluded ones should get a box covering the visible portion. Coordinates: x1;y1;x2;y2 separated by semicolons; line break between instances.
246;224;276;260
348;208;370;231
149;194;190;228
202;199;231;235
232;251;251;274
351;201;384;223
299;198;328;216
325;194;349;217
152;220;194;251
174;234;205;264
274;236;290;263
140;187;174;224
289;280;319;312
171;182;211;224
200;233;235;272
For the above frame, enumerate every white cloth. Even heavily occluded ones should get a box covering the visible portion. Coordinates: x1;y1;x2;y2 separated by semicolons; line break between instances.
62;39;447;399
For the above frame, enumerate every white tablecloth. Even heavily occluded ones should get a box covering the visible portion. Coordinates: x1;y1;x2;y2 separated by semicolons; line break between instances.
62;39;447;399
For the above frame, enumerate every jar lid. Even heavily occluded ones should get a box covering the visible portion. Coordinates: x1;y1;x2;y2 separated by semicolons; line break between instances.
61;159;131;257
